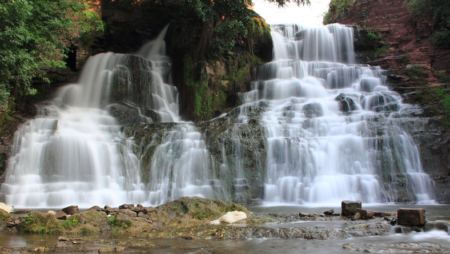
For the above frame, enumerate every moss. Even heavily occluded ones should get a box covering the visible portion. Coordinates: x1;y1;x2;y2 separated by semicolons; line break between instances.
18;212;64;234
374;45;389;58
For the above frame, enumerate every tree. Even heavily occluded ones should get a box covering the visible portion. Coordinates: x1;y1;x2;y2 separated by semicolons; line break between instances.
0;0;103;113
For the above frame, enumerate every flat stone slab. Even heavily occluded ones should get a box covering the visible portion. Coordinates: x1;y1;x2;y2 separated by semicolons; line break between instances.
397;208;425;226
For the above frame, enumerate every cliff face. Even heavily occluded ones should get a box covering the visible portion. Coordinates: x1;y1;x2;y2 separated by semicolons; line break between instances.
326;0;450;72
325;0;450;202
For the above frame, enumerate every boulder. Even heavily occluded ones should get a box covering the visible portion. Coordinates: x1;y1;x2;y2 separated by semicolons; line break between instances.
323;209;334;216
397;208;425;226
88;206;103;212
210;211;247;225
118;209;137;217
56;210;68;220
0;203;13;213
424;220;449;232
353;212;361;220
62;205;79;215
47;210;57;216
356;209;374;219
119;204;135;210
341;200;362;217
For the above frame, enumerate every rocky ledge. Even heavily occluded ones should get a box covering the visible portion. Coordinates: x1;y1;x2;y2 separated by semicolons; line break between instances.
0;198;448;253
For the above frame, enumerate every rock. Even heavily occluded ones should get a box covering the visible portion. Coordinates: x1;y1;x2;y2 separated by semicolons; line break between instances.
118;209;136;217
397;208;425;226
56;242;67;248
424;220;449;232
211;211;247;224
137;204;144;209
58;236;68;241
87;206;103;212
356;209;374;219
62;205;79;215
353;212;361;220
105;208;120;215
324;209;334;216
303;103;324;118
335;93;357;113
56;210;68;220
390;218;398;226
137;212;146;218
341;200;362;217
142;207;156;214
374;212;385;217
47;210;56;216
107;103;143;125
119;204;135;210
0;203;13;213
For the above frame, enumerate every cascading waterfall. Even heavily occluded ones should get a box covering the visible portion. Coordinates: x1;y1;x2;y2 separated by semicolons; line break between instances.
238;24;435;205
0;26;221;207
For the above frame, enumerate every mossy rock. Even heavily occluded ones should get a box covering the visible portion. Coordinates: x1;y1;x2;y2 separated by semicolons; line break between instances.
17;211;64;234
148;197;249;227
0;209;9;229
65;210;110;234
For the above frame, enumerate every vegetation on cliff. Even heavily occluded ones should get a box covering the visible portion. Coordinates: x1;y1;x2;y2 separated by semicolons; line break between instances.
0;0;103;126
405;0;450;49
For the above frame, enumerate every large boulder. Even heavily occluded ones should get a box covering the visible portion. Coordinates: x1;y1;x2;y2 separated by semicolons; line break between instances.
341;200;362;217
62;205;79;215
397;208;425;226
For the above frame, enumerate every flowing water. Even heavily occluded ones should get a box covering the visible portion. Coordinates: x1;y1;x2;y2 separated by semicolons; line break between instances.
237;24;435;205
0;26;220;207
0;23;437;208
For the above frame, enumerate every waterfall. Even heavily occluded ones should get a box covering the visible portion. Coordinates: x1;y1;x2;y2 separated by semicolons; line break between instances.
0;25;222;208
237;24;435;205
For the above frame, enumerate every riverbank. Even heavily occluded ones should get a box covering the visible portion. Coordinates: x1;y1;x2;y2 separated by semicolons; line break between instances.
1;197;449;253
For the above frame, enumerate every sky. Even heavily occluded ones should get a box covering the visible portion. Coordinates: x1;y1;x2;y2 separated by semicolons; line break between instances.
252;0;332;27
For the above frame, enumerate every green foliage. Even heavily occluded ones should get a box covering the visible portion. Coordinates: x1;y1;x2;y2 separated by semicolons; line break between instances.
0;0;103;114
397;54;410;65
374;45;389;58
19;212;63;234
405;0;450;49
323;0;355;24
405;65;429;85
437;71;450;84
108;216;131;229
61;216;79;228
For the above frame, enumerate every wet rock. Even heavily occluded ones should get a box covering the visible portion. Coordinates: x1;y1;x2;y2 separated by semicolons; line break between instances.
324;209;334;216
303;103;324;118
56;210;68;220
397;208;425;226
424;220;449;232
341;200;362;217
390;218;398;226
119;204;135;210
373;212;385;217
335;93;357;113
356;209;374;219
107;103;143;125
353;212;361;220
62;205;79;215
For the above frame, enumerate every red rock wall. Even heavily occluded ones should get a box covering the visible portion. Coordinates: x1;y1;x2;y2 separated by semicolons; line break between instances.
338;0;450;72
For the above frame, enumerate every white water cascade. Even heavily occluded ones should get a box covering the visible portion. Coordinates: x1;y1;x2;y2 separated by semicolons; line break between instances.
0;26;221;207
239;24;435;205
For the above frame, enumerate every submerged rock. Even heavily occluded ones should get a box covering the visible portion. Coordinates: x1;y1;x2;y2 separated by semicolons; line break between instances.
424;220;449;232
